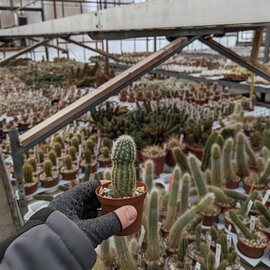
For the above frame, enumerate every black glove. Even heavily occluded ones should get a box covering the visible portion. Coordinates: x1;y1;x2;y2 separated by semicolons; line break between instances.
49;180;122;248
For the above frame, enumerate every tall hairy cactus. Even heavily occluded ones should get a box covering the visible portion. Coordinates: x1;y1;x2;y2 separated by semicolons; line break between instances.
259;159;270;185
189;155;208;197
114;237;137;270
146;191;160;262
172;147;190;173
222;138;237;184
210;144;223;187
244;137;258;169
255;201;270;227
163;167;181;231
144;159;154;192
201;131;218;171
175;237;188;268
111;135;136;197
167;193;215;249
235;133;249;178
180;173;190;214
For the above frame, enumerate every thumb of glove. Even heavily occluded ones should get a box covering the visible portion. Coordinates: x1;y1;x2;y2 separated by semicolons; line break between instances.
77;205;137;248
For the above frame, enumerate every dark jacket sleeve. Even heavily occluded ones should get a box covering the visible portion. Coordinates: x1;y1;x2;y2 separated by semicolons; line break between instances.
0;207;97;270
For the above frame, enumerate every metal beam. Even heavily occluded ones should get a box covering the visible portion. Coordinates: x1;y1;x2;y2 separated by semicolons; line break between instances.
199;37;270;82
264;27;270;63
250;29;263;63
62;37;118;61
0;38;50;66
30;38;67;53
18;36;196;150
0;0;270;39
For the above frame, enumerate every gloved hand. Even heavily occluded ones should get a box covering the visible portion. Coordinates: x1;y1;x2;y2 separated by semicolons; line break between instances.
49;180;137;248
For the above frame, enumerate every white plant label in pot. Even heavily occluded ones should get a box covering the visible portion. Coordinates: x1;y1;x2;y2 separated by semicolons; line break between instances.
215;243;221;268
262;190;270;205
226;234;232;248
180;134;184;144
245;200;253;216
249;216;256;232
195;262;201;270
207;234;212;248
225;267;232;270
138;225;145;248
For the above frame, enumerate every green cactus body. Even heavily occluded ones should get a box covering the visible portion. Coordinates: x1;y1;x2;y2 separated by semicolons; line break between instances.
84;149;92;164
83;164;91;182
210;224;219;241
160;193;169;212
207;253;215;270
147;262;159;270
216;260;229;270
144;160;154;192
29;158;37;173
184;263;192;270
23;164;33;183
210;144;223;187
54;143;62;158
235;133;249;178
222;138;237;184
224;189;247;202
69;146;77;161
227;249;237;265
189;155;208;197
86;139;95;155
146;191;160;262
229;211;254;240
48;151;57;167
100;239;110;262
54;135;64;148
261;216;270;227
167;193;215;249
195;224;202;253
44;160;53;178
64;155;73;170
201;131;219;171
37;150;44;163
208;186;229;204
103;168;111;180
238;191;258;216
216;135;224;150
262;147;270;163
71;137;79;152
172;147;190;173
217;232;228;260
129;238;138;258
163;167;181;231
180;173;190;214
176;237;188;268
114;237;137;270
245;139;258;169
259;159;270;185
112;135;137;198
255;201;270;224
33;194;53;201
263;129;270;150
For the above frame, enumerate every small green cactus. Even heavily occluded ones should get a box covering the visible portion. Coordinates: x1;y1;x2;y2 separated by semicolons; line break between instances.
180;173;190;214
147;262;159;270
54;143;62;158
101;146;110;159
114;237;137;270
167;193;215;249
111;135;137;198
29;158;37;173
23;163;33;183
144;159;154;192
64;155;73;170
54;135;64;148
103;168;111;180
195;223;202;253
217;232;228;260
210;224;219;241
255;201;270;226
216;260;229;270
238;191;258;216
224;189;247;202
86;139;95;155
175;237;188;268
172;147;190;173
258;159;270;185
69;146;77;161
44;159;53;178
100;239;110;263
216;134;224;150
207;253;215;270
184;263;192;270
84;149;92;164
102;137;112;148
48;151;57;167
263;129;270;150
37;149;44;163
235;133;249;178
210;144;223;187
163;167;181;231
245;138;258;169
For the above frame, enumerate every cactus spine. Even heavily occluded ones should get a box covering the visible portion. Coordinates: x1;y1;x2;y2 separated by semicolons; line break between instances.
201;131;219;171
144;160;154;192
114;237;137;270
146;191;160;262
44;159;53;178
235;133;249;178
229;211;254;240
210;144;223;187
167;193;215;249
163;167;181;230
222;138;237;184
189;155;208;197
172;147;190;173
259;159;270;185
23;163;33;183
111;135;136;197
180;173;190;214
224;189;247;202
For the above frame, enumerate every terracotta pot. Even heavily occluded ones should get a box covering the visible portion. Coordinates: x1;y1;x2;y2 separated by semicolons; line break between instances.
119;96;127;102
165;148;176;167
142;154;165;177
60;167;78;181
225;180;240;189
98;159;112;168
137;150;143;164
237;235;267;258
185;143;203;160
96;181;147;236
24;181;38;196
202;213;219;226
127;97;136;103
39;174;59;188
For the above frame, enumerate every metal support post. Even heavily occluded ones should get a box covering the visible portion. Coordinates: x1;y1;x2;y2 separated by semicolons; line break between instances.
264;27;270;63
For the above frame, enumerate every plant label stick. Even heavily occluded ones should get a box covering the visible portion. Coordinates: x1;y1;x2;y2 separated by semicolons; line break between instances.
207;234;212;248
249;216;256;232
138;226;145;248
180;134;184;144
226;234;232;248
195;262;201;270
245;200;253;216
226;267;232;270
262;190;270;205
215;244;221;268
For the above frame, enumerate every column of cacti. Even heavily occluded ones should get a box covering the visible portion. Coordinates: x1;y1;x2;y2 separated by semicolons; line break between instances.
235;133;249;179
144;159;154;192
167;193;215;249
210;144;223;187
111;135;136;197
163;167;181;231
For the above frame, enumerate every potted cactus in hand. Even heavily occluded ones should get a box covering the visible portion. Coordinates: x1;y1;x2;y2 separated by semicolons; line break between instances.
60;154;78;181
96;135;148;235
23;163;38;196
39;159;59;189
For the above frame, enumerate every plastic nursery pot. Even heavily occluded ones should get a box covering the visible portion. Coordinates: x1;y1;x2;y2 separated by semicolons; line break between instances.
142;154;165;177
165;148;176;167
24;181;39;196
184;143;203;160
60;167;79;181
96;181;148;236
225;179;241;189
202;206;221;226
243;179;266;194
237;232;268;259
39;174;59;188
